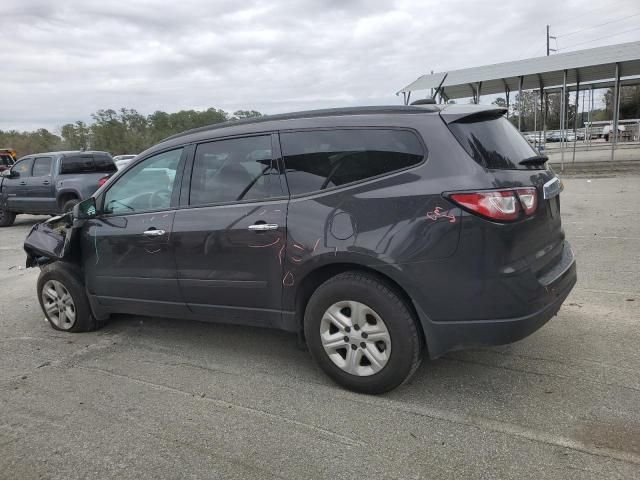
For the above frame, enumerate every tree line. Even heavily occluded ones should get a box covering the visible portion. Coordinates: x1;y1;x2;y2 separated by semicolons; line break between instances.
493;85;640;132
0;108;263;158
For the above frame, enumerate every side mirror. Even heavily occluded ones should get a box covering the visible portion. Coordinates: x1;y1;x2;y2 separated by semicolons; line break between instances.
73;197;97;219
2;169;16;178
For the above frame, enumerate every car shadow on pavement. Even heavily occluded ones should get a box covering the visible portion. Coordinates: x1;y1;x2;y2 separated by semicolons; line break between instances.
97;313;530;398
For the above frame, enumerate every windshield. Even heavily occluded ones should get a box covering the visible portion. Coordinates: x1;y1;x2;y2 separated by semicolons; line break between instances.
448;113;542;170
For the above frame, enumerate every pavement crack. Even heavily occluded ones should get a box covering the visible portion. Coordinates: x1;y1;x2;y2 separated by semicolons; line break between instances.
338;394;640;467
75;365;366;449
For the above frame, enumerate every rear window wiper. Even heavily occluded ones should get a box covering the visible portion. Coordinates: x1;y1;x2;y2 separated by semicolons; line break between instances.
519;155;548;166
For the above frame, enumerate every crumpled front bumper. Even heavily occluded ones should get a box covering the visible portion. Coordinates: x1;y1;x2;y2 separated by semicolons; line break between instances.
23;213;75;267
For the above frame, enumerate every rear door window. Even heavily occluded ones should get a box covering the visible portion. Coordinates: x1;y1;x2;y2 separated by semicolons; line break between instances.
32;157;53;176
189;135;281;205
280;129;425;195
448;113;541;170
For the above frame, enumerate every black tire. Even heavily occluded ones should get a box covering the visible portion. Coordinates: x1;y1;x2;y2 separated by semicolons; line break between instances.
37;262;102;333
0;208;16;227
304;271;423;394
62;198;79;213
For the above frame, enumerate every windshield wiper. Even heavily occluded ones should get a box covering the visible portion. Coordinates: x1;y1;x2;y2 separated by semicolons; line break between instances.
519;155;548;166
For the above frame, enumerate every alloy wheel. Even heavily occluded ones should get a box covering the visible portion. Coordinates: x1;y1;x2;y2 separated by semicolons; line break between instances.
41;280;76;330
320;300;391;376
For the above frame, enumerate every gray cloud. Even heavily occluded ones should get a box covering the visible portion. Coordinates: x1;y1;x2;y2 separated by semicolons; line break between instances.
1;0;638;131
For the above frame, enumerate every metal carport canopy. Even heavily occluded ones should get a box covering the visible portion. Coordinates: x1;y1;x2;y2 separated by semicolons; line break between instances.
398;41;640;100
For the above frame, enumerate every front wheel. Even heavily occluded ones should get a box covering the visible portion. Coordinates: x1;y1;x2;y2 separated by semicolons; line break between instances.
37;263;102;332
304;271;423;394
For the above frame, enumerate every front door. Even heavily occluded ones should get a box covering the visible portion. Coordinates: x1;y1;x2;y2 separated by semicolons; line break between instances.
3;157;33;211
172;134;288;326
82;147;189;318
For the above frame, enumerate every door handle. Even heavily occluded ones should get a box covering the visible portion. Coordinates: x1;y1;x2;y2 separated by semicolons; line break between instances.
19;181;27;185
42;180;50;185
248;223;278;231
143;229;166;237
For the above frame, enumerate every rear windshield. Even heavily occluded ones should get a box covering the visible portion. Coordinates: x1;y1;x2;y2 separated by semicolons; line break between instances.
60;154;117;174
448;113;541;170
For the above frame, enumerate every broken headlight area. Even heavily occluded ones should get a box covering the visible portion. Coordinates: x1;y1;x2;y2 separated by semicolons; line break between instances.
24;213;78;268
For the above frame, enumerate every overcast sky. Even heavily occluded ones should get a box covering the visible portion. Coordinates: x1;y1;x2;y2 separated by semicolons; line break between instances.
2;0;639;132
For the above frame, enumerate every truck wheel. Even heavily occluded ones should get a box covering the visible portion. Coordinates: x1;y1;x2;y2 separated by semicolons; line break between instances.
62;199;79;213
37;263;103;332
0;209;16;227
304;271;423;394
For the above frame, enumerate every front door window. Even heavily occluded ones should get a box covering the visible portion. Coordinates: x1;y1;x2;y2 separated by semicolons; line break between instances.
103;148;183;215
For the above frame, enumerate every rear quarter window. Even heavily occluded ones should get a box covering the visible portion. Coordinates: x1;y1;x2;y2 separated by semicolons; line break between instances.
281;128;425;195
448;113;541;170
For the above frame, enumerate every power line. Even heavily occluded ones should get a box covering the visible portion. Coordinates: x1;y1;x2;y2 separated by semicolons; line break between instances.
556;12;640;38
558;26;640;50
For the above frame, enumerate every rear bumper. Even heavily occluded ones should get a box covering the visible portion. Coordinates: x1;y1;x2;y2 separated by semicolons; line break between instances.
416;242;577;359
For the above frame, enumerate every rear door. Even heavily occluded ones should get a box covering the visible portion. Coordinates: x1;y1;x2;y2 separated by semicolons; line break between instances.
3;157;33;211
26;156;56;213
82;147;188;317
172;133;288;326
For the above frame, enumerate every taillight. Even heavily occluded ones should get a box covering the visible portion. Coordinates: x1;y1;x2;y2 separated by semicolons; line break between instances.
98;176;110;187
514;187;537;215
448;188;538;222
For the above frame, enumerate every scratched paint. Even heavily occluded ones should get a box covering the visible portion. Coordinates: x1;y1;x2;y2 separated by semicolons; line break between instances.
91;226;100;265
282;271;295;287
312;238;321;252
426;206;456;223
249;237;281;248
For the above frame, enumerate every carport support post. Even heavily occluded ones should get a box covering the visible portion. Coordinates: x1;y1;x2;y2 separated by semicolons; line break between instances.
560;69;567;171
572;80;580;164
518;76;523;131
611;63;621;161
503;80;510;118
533;90;537;147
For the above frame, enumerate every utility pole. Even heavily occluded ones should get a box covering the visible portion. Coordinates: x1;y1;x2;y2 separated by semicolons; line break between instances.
546;25;556;55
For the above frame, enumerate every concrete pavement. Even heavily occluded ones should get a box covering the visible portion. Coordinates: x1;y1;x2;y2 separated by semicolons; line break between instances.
1;169;639;479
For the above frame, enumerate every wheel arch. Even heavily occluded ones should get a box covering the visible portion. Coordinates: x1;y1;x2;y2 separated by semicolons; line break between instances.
56;190;81;210
294;262;426;348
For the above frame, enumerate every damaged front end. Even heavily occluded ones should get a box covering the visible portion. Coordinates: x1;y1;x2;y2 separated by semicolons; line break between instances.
23;213;80;268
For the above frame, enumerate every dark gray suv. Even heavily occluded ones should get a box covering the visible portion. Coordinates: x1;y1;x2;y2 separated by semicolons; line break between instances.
24;105;576;393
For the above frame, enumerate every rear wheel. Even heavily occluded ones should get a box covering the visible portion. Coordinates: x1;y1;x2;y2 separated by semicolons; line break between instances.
0;208;16;227
62;198;79;213
304;271;423;394
37;263;102;332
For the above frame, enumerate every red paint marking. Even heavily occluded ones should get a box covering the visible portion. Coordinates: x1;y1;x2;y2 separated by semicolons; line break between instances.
426;206;456;223
293;243;305;251
291;256;303;263
249;237;280;248
278;244;286;265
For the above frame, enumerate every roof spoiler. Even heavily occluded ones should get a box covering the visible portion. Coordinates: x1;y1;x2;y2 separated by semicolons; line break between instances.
438;105;508;124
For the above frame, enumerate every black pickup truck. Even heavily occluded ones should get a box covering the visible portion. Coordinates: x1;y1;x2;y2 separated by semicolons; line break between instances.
0;151;116;226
